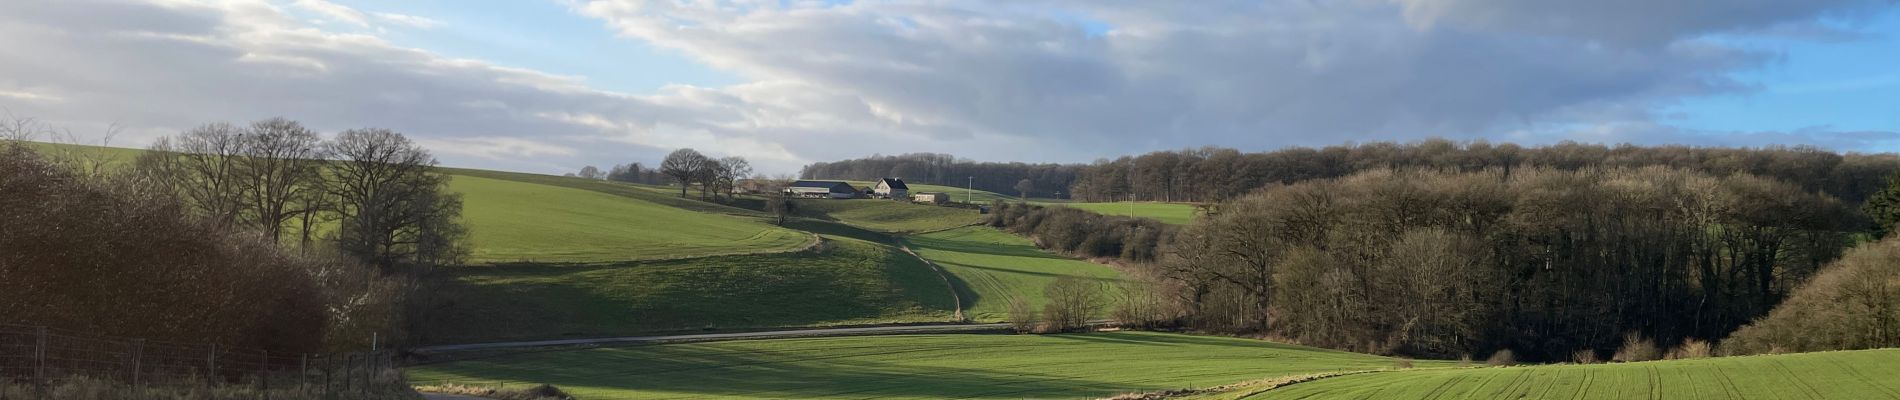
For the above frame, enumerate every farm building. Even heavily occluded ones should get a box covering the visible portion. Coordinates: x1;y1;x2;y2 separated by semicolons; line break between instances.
874;178;909;199
913;192;950;205
785;180;859;199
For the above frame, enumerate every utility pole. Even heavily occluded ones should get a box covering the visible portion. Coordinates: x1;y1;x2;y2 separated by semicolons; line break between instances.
967;176;973;204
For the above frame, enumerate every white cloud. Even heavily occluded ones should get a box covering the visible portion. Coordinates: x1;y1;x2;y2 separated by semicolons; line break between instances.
0;0;1895;178
373;12;442;29
291;0;369;27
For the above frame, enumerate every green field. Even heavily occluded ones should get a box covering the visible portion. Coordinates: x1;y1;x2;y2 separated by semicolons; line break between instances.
791;198;982;233
420;233;958;344
451;174;810;263
1060;202;1202;225
408;331;1436;399
1250;349;1900;399
904;226;1123;321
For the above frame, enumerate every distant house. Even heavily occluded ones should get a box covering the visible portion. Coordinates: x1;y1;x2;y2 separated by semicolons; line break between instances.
785;180;858;199
874;178;909;199
913;192;949;205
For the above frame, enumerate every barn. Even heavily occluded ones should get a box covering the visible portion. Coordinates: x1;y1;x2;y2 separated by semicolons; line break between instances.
785;180;858;199
913;192;950;205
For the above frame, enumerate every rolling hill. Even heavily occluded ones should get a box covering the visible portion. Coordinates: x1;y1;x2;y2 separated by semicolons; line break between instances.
1247;349;1900;399
407;331;1441;400
903;226;1124;321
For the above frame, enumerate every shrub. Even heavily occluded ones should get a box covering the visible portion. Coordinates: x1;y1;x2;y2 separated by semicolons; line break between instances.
1571;349;1600;364
1006;296;1039;334
1665;339;1712;360
1613;332;1661;363
1041;276;1104;332
1725;235;1900;354
1484;349;1516;366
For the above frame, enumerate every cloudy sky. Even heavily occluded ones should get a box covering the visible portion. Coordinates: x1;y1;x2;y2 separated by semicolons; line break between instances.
3;0;1899;174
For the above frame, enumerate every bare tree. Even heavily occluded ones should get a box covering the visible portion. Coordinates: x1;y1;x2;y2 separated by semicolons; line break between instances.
765;187;797;225
1042;276;1105;332
137;122;249;225
660;148;707;197
718;156;752;197
326;128;467;272
237;117;325;243
1014;178;1034;200
577;165;604;180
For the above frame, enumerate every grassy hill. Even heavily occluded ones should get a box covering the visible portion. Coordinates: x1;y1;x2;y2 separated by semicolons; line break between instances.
449;173;808;263
790;198;982;233
1058;202;1202;225
419;231;959;344
1247;349;1900;399
904;226;1123;321
407;331;1441;399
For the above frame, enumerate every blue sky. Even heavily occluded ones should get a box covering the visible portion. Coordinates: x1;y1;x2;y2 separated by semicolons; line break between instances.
1665;11;1900;137
2;0;1898;174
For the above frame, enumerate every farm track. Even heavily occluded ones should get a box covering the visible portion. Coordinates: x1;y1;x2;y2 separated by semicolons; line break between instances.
895;237;967;322
414;323;1011;353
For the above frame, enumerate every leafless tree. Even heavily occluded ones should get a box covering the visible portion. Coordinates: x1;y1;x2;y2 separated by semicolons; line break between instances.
1042;276;1104;332
577;165;604;180
1014;178;1034;200
718;156;752;196
660;148;707;197
137;122;249;226
237;117;326;243
326;128;467;272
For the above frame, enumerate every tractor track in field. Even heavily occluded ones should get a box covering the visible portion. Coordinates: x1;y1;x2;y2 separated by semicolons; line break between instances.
895;236;967;322
414;322;1012;353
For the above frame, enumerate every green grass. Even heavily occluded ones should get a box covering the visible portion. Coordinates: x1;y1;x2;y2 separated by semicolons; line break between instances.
790;198;982;233
904;226;1122;321
1059;202;1202;225
407;331;1438;399
1250;349;1900;399
451;174;810;263
420;233;958;344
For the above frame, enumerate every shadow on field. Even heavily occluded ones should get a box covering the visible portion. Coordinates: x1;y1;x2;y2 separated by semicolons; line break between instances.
422;340;1145;398
780;219;893;243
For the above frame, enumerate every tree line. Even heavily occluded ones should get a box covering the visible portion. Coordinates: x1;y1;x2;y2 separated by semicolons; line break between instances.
799;153;1082;199
1066;140;1900;205
1;117;465;354
992;166;1866;361
571;148;754;200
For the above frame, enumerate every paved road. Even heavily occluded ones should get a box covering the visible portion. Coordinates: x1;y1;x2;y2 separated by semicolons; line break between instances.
416;323;1010;353
420;393;492;400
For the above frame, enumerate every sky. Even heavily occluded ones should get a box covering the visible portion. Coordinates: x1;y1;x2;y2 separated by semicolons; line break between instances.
2;0;1898;175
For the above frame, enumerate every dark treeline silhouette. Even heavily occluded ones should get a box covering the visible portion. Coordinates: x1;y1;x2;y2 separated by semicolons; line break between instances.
1;143;402;354
1159;167;1855;360
800;153;1082;199
1068;140;1900;204
985;202;1177;262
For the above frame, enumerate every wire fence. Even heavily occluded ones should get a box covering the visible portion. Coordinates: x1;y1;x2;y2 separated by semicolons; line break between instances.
0;323;398;398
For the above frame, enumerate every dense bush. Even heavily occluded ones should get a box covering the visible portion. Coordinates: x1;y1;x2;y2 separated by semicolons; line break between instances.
1723;235;1900;354
0;144;403;353
985;202;1175;262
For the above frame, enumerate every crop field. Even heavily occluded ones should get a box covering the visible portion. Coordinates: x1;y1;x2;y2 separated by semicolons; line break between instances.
1060;202;1202;225
1250;349;1900;399
904;226;1122;321
420;234;958;344
407;331;1437;399
791;198;982;233
451;174;810;263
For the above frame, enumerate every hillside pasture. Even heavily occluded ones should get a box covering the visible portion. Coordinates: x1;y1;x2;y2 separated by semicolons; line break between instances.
451;174;810;263
790;198;982;233
904;226;1122;321
1250;349;1900;399
1059;201;1202;225
408;332;1437;400
419;234;958;344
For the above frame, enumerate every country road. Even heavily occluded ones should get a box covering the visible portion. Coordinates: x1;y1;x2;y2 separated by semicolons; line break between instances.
415;323;1011;353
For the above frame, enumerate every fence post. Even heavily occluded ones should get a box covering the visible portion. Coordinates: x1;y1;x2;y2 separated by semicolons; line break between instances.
300;353;309;393
207;343;218;384
360;353;370;397
33;326;46;392
130;339;144;387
